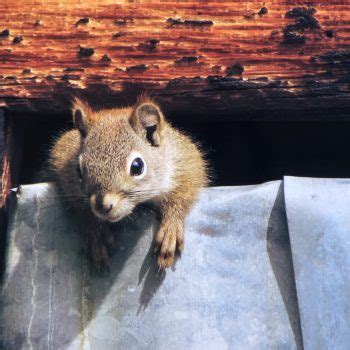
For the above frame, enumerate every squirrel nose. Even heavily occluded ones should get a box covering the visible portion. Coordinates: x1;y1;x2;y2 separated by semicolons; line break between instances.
93;193;117;214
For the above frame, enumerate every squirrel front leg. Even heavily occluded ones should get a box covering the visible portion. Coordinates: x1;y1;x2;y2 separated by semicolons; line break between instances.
154;195;191;269
86;215;116;271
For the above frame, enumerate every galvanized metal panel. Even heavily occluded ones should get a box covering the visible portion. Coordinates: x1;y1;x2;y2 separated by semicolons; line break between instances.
0;181;297;349
285;177;350;350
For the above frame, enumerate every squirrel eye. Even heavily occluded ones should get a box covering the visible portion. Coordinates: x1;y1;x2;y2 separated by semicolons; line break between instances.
130;157;144;176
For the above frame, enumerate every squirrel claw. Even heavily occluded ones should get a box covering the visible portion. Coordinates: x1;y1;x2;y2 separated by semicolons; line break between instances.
157;251;175;269
154;224;179;269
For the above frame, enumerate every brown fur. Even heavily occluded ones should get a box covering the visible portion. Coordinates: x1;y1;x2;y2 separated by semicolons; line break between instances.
48;97;207;269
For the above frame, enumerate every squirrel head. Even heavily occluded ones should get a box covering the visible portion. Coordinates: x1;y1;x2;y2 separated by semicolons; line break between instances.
72;97;171;222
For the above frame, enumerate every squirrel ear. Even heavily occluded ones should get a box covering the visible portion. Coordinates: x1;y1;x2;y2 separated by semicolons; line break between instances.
72;98;93;138
130;101;164;146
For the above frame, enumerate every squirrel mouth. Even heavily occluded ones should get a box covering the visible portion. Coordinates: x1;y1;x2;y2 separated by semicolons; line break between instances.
91;207;131;223
105;214;123;222
92;208;124;222
91;203;133;222
106;208;134;222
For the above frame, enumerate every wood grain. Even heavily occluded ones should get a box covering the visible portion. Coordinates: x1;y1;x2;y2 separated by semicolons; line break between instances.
0;0;350;120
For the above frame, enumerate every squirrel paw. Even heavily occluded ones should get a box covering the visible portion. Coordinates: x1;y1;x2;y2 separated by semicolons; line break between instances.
103;227;117;251
154;223;184;269
90;240;111;271
90;228;116;272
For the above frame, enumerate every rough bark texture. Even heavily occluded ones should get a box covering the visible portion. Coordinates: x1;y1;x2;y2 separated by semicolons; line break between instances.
0;0;349;120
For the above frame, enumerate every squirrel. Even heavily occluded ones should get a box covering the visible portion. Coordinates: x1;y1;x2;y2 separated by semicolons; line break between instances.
48;97;207;269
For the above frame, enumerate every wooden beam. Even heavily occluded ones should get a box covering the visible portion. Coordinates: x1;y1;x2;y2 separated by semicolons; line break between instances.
0;1;350;120
1;116;24;204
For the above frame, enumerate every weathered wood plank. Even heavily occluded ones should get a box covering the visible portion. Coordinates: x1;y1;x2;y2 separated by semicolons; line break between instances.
0;110;4;204
1;116;24;205
0;1;350;119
